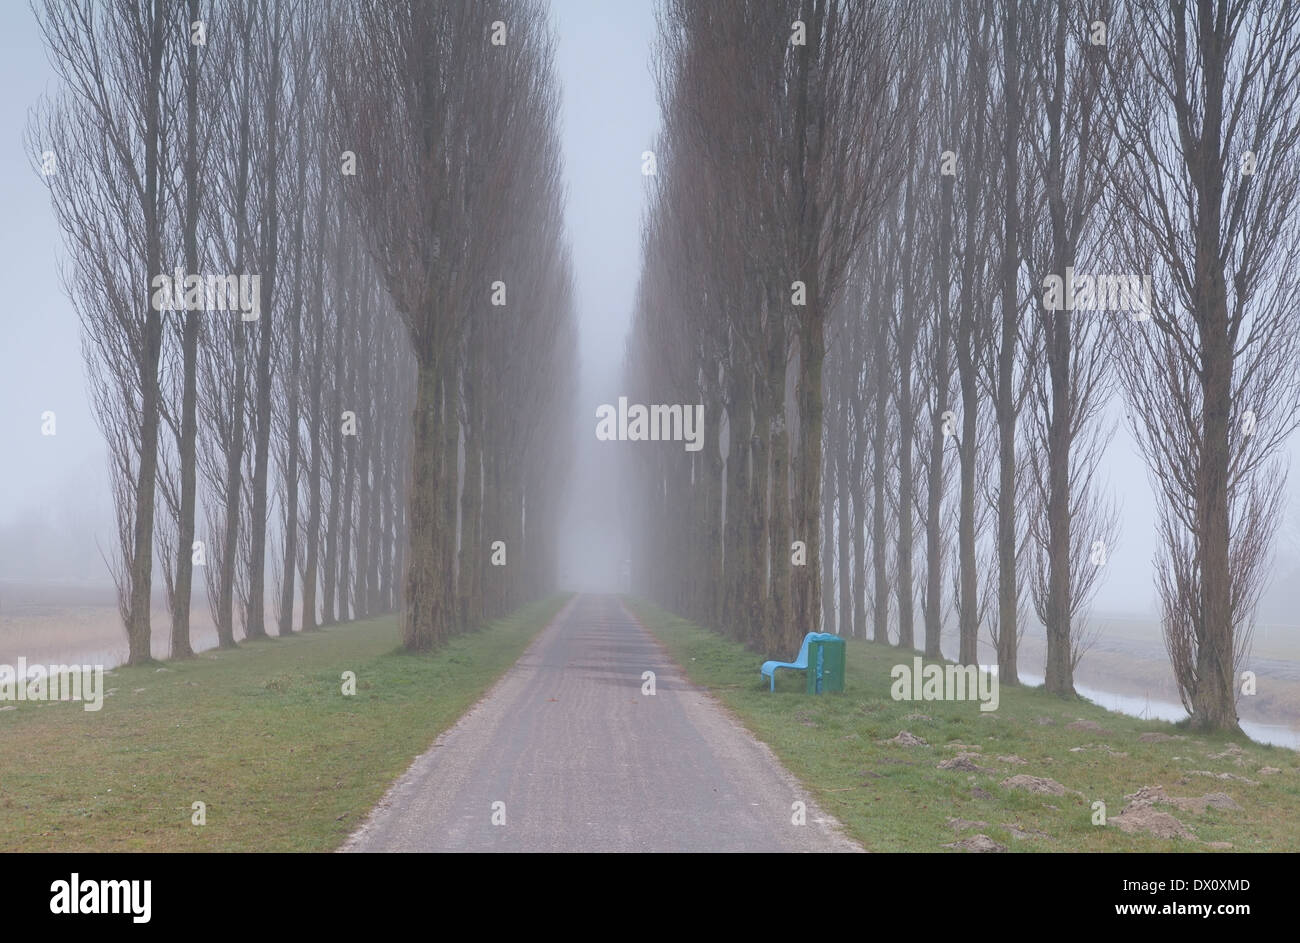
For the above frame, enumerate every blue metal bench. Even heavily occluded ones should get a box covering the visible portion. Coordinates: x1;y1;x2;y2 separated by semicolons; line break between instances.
761;632;831;691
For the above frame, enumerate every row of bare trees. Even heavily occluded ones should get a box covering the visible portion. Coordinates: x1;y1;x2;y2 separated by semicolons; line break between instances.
625;0;1300;732
34;0;576;663
338;0;576;650
623;0;918;657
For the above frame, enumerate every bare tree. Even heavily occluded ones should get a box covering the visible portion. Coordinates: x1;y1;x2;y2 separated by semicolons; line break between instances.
32;0;173;665
244;0;293;639
151;0;208;658
919;9;961;660
199;0;258;649
340;1;569;650
784;1;921;644
1107;0;1300;730
951;1;998;666
1019;0;1125;695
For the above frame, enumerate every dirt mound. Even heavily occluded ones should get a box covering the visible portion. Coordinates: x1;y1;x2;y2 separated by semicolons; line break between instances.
942;834;1005;853
1110;805;1195;840
1207;743;1248;766
1066;719;1110;733
1207;743;1246;758
946;817;989;831
1137;732;1183;743
1003;822;1052;841
1000;774;1068;796
1069;743;1129;757
1123;784;1241;814
1124;785;1166;805
1182;770;1259;786
885;730;928;747
1178;793;1241;813
938;752;993;773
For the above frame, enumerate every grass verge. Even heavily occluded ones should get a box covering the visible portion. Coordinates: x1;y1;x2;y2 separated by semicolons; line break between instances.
0;594;569;852
627;598;1300;852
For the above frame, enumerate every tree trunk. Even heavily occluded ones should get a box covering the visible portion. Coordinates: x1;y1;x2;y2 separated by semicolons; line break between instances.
749;373;771;651
995;0;1022;684
440;366;460;629
721;378;751;640
126;0;167;667
321;234;348;626
402;361;445;651
245;0;284;640
704;388;725;629
300;156;330;633
171;0;202;660
767;297;792;649
794;300;826;648
871;367;889;645
895;178;919;651
850;470;867;640
836;413;852;638
821;431;837;635
459;347;483;628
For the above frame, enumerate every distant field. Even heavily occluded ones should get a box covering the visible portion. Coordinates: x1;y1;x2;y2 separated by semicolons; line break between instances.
0;594;568;852
1076;611;1300;663
0;579;265;668
629;599;1300;852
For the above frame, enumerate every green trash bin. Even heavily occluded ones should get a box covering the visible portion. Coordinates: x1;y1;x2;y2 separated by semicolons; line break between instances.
805;633;845;694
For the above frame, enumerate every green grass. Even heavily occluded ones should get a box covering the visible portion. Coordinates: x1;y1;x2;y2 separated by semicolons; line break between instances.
0;595;568;852
628;598;1300;852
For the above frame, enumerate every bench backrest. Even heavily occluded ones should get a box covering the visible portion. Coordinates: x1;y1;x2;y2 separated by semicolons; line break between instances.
794;633;814;666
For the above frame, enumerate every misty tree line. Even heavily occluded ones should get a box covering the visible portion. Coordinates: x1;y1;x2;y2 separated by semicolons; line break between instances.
624;0;1300;733
32;0;576;663
624;0;915;662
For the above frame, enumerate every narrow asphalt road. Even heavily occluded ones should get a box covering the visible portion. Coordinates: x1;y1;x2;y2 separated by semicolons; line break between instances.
341;593;860;852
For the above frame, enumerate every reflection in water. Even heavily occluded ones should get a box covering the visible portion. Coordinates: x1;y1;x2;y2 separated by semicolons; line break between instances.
1017;671;1300;752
